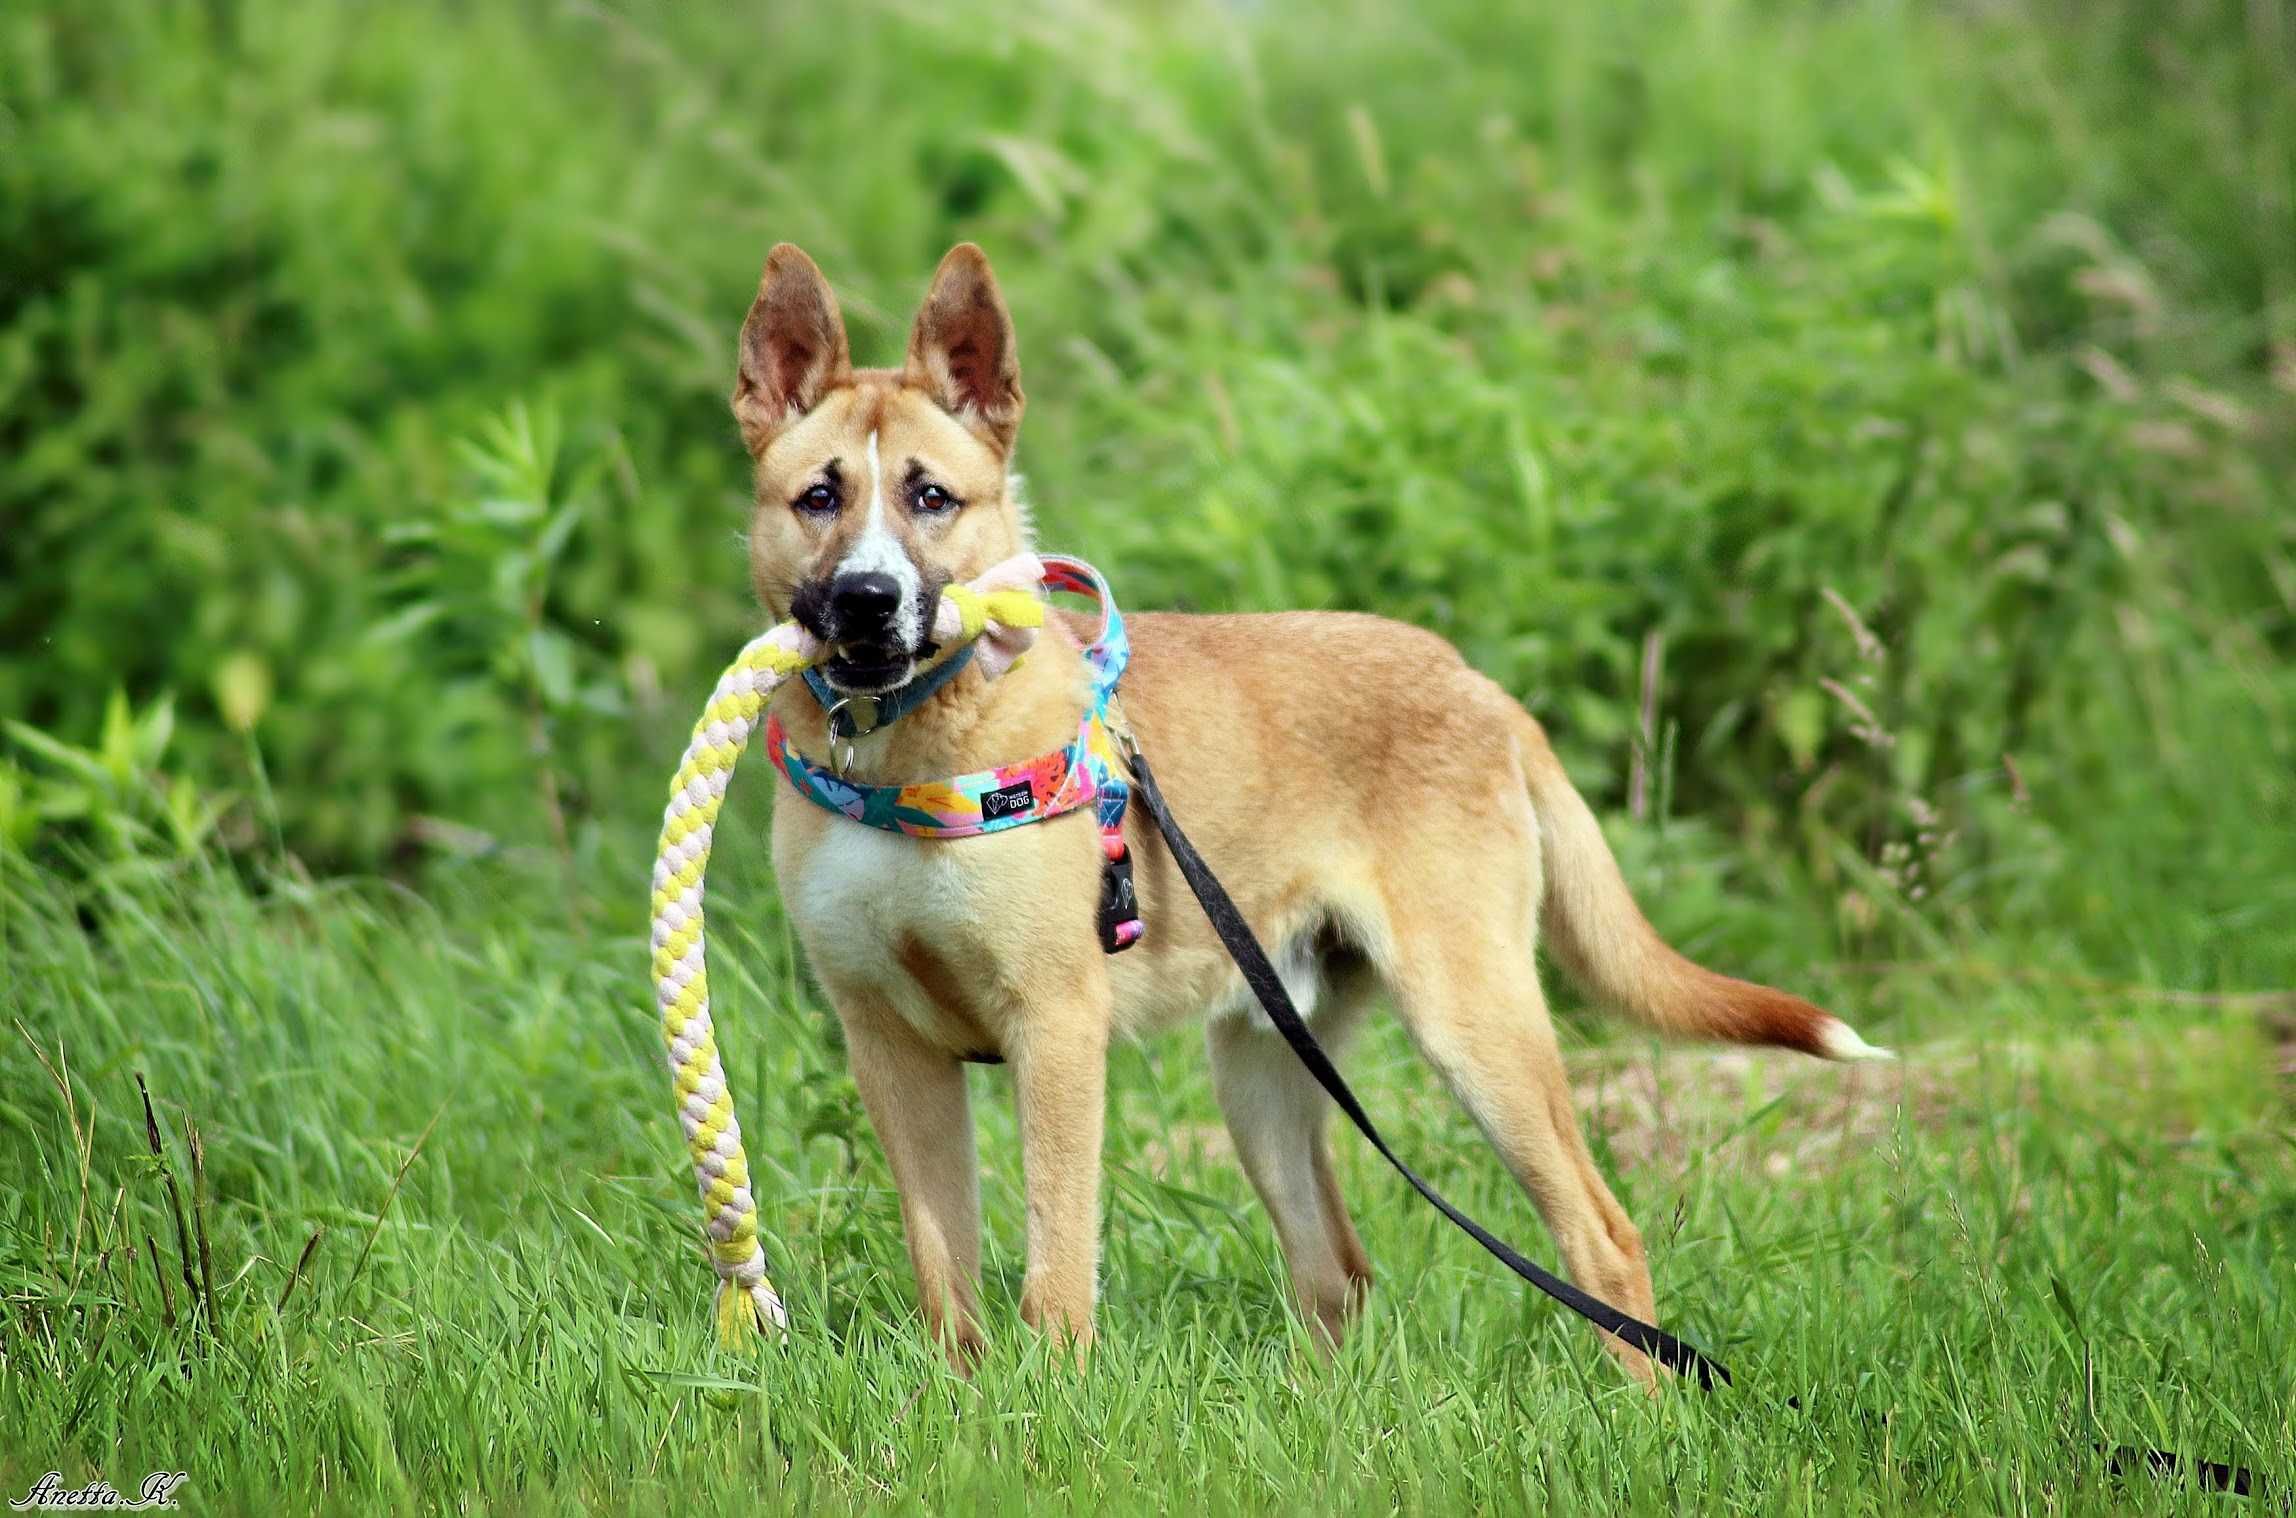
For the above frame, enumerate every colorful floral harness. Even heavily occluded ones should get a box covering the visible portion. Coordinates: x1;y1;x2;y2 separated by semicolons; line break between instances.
761;555;1144;953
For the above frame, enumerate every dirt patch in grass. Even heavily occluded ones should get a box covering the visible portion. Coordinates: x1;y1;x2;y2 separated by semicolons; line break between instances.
1570;1021;2278;1178
2264;1009;2296;1102
1131;1021;2280;1185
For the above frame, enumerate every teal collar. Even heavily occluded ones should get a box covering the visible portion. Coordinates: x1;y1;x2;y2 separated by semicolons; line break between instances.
802;642;977;739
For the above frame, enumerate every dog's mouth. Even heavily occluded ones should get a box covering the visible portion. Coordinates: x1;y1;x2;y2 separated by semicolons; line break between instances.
819;643;917;695
795;580;947;697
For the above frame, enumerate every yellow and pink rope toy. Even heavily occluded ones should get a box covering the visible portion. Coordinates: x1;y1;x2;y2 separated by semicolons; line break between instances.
648;553;1048;1343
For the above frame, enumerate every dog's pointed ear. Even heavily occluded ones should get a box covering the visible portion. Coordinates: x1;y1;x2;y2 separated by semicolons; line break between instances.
733;243;851;453
903;243;1023;452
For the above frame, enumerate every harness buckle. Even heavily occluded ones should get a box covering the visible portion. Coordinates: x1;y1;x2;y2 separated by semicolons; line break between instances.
1097;838;1142;953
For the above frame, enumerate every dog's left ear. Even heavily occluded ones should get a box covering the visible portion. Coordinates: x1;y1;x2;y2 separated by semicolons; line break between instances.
904;244;1023;452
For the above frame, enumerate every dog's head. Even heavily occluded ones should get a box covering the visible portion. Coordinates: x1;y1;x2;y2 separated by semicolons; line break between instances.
734;242;1029;695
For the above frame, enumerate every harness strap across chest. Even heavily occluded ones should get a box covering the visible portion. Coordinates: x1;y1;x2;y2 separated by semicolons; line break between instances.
762;555;1143;953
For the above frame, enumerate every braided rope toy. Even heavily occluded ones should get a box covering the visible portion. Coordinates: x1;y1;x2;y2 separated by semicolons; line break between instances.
649;553;1048;1343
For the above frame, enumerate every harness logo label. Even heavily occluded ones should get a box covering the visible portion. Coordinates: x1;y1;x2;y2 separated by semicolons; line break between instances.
981;781;1036;821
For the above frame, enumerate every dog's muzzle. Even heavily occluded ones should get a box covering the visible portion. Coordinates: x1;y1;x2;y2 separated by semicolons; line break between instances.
794;571;937;694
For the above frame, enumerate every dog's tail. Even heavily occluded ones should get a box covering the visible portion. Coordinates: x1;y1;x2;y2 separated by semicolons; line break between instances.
1513;711;1890;1061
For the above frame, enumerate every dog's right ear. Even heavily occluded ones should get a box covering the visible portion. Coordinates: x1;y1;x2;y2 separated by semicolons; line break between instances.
732;244;851;453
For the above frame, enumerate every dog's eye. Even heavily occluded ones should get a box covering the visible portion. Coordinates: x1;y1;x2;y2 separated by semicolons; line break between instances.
794;482;840;517
913;482;959;515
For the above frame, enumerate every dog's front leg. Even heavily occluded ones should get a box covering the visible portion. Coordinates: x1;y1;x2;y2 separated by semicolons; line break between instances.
832;985;987;1370
1009;976;1112;1357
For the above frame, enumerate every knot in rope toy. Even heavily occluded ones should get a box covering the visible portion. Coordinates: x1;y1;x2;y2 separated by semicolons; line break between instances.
649;552;1047;1343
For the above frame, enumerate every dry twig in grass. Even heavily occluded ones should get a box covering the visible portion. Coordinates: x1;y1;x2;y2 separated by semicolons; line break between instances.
136;1072;202;1324
344;1101;449;1302
14;1019;94;1271
185;1113;219;1332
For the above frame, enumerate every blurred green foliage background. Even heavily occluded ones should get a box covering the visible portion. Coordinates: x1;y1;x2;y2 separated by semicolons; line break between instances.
7;6;2296;1510
3;0;2291;985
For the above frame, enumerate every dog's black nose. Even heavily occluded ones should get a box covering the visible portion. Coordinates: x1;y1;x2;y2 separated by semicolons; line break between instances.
829;571;901;633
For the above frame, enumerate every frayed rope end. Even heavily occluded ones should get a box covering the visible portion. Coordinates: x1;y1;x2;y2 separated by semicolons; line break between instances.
713;1275;789;1347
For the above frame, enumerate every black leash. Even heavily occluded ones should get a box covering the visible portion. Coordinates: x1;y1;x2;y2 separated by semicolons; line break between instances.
1123;741;2279;1500
1123;746;1732;1389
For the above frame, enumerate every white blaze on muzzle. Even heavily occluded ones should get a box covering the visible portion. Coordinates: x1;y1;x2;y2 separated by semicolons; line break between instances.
834;430;926;652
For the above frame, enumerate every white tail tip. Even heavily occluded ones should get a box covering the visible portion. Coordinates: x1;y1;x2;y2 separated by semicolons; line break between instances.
1816;1018;1895;1062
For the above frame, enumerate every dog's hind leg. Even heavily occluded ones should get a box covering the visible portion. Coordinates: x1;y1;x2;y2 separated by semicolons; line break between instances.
1206;981;1375;1349
832;986;987;1369
1378;895;1662;1387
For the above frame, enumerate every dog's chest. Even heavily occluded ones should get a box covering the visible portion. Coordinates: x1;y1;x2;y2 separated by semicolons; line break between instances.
780;817;1059;1051
789;824;983;975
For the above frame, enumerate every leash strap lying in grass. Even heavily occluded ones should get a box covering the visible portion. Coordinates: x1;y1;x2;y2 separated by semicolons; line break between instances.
1122;745;1733;1389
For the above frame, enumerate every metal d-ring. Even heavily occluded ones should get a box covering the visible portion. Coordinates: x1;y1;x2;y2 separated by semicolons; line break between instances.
822;694;880;778
823;693;881;737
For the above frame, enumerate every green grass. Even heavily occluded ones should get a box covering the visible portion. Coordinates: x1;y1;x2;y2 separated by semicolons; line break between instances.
5;839;2292;1515
4;0;2295;1510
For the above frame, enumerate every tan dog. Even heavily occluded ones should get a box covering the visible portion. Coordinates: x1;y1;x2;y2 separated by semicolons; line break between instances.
736;242;1887;1382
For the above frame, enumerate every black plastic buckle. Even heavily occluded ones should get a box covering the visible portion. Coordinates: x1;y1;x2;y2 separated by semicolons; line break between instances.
1097;845;1141;954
